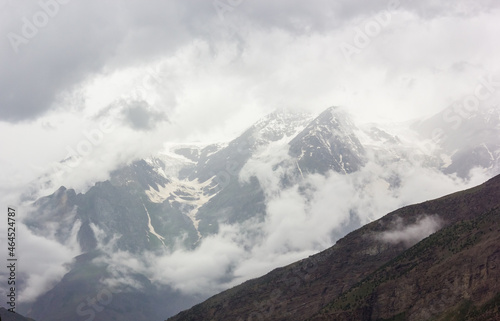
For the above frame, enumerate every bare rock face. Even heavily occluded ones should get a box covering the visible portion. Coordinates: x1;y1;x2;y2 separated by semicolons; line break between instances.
168;174;500;321
313;206;500;321
0;308;35;321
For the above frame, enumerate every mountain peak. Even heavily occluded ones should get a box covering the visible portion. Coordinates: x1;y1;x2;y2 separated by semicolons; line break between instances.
313;106;354;129
249;108;314;142
288;107;365;175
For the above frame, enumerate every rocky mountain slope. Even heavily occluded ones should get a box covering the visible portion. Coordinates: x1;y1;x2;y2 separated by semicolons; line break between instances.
168;174;500;321
0;308;35;321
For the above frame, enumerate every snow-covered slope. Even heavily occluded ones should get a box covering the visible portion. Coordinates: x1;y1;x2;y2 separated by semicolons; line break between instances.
289;106;366;175
412;105;500;177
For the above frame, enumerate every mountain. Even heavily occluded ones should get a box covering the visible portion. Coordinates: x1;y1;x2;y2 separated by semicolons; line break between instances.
185;108;314;183
289;106;365;175
15;105;500;320
167;174;500;321
412;105;500;178
24;160;197;254
20;108;321;321
0;308;35;321
25;252;199;321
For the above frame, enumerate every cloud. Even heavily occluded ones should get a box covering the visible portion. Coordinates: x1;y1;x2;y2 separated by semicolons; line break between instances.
0;204;81;303
95;223;248;296
2;0;499;122
1;1;500;199
0;1;208;122
121;100;168;131
377;215;443;246
88;135;491;298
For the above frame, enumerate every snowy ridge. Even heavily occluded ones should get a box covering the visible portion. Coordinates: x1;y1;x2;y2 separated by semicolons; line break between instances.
250;109;314;147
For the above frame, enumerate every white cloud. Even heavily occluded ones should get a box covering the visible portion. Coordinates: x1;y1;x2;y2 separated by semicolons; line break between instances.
0;207;81;303
86;148;491;298
2;4;500;199
378;215;443;246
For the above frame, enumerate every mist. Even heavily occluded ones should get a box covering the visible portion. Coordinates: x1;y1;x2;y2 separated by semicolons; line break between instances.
378;215;443;246
77;147;490;299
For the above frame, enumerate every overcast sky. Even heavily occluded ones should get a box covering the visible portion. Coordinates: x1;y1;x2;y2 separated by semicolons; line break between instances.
1;0;500;198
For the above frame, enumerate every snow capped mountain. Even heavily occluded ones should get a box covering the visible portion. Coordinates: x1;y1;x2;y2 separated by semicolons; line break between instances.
412;105;500;178
182;108;314;183
17;105;500;321
289;106;365;175
249;108;314;144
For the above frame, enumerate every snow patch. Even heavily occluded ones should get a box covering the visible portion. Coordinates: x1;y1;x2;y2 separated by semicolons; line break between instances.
145;177;218;239
142;203;166;248
482;143;495;162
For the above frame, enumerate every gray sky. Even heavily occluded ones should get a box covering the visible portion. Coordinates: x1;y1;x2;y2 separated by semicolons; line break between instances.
1;0;500;196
